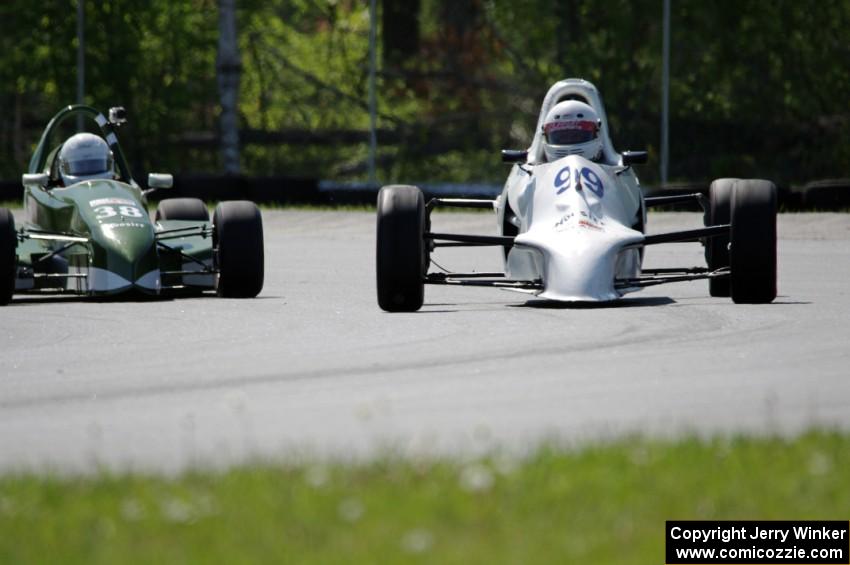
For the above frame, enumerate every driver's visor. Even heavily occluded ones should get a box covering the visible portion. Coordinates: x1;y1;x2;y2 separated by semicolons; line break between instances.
544;120;598;145
65;158;109;176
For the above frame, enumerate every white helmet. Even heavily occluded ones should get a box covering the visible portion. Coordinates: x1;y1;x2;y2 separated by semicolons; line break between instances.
58;133;115;185
541;100;603;162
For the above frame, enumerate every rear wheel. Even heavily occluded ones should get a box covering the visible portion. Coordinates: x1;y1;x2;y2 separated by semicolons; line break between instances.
155;198;209;222
213;201;264;298
376;185;427;312
0;208;16;305
730;180;777;304
706;178;736;296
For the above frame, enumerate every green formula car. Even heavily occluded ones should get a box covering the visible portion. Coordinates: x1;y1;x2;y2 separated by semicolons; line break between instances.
0;105;263;304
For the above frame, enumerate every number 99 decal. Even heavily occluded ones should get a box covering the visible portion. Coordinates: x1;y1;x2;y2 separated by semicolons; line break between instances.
553;165;604;198
581;168;604;197
554;166;572;195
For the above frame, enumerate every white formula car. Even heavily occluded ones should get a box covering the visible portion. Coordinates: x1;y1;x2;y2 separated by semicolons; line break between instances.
376;79;777;311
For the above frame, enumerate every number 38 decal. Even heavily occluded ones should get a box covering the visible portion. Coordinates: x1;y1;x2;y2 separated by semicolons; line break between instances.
554;165;604;198
94;205;144;219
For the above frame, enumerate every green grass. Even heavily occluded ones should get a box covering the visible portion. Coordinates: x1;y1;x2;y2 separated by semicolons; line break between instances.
1;431;848;564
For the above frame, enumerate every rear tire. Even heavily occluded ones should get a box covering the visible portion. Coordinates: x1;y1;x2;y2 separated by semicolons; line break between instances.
706;178;736;297
376;185;427;312
730;180;777;304
0;208;16;305
155;198;209;222
213;201;264;298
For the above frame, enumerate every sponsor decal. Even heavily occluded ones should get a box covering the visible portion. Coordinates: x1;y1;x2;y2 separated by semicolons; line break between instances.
578;219;603;231
543;120;597;133
553;211;604;232
554;212;574;232
103;222;147;229
89;197;136;207
580;210;605;224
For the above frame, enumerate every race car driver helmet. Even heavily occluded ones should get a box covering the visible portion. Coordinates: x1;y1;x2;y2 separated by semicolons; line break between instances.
542;100;603;162
57;133;115;186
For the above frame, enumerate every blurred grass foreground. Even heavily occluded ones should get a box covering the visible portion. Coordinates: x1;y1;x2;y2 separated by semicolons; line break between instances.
1;430;848;564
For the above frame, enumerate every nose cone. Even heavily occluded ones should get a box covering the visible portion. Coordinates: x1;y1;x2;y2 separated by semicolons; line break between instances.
513;186;643;301
535;232;625;301
89;222;160;294
100;223;155;262
514;229;630;301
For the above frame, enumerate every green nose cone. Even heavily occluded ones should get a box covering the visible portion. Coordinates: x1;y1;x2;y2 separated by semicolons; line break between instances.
90;223;158;292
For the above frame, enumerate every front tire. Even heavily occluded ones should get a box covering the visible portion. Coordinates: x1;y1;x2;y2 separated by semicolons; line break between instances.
155;198;209;222
0;208;16;305
500;201;519;261
376;185;427;312
730;180;777;304
706;178;736;297
213;201;264;298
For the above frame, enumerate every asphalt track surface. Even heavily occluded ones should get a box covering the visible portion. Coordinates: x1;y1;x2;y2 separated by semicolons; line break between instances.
1;210;849;473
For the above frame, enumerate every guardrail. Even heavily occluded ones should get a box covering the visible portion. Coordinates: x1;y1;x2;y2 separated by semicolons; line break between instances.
642;180;850;211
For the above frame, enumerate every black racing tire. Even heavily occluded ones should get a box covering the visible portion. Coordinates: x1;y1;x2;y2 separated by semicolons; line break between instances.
730;179;777;304
376;185;427;312
155;198;209;222
706;178;736;297
0;208;15;305
501;202;519;261
213;201;264;298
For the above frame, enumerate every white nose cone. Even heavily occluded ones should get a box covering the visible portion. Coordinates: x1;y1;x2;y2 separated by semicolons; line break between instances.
507;155;643;302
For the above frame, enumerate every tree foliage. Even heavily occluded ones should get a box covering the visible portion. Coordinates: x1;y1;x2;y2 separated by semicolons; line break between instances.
0;0;848;186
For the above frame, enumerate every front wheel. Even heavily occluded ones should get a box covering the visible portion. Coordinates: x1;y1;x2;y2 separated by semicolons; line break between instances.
213;201;264;298
0;208;16;305
155;198;209;222
705;178;737;297
376;185;427;312
730;180;777;304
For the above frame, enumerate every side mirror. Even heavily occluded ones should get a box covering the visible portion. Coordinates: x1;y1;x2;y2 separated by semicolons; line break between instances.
501;149;528;164
622;151;648;166
147;173;173;189
22;173;50;187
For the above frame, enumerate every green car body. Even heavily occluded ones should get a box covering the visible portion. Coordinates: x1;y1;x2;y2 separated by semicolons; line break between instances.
0;105;263;303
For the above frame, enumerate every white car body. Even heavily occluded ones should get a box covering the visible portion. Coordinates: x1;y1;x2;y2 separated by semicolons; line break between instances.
496;79;646;301
375;78;776;312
